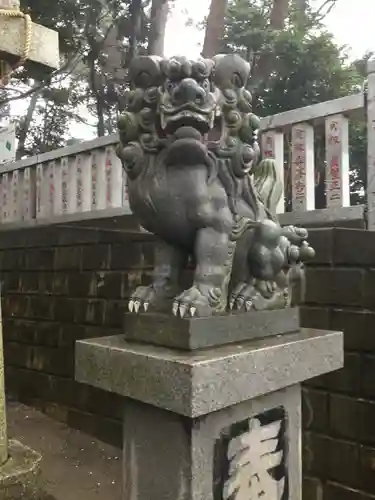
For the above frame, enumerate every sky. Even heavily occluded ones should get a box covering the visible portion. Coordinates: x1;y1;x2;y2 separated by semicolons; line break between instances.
164;0;375;60
9;0;375;142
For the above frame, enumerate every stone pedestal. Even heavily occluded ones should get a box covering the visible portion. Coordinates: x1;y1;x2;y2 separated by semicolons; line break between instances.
75;312;343;500
0;440;41;500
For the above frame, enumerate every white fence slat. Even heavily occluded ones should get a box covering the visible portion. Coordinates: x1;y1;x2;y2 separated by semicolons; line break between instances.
22;167;35;220
325;114;350;208
51;161;62;216
46;161;55;216
10;170;20;221
36;164;45;218
1;173;10;222
291;123;315;212
122;168;129;211
105;146;123;209
74;154;91;213
91;150;106;211
61;157;76;214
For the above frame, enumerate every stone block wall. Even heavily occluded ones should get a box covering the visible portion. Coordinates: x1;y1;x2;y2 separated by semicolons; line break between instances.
301;227;375;500
2;223;375;499
0;224;155;445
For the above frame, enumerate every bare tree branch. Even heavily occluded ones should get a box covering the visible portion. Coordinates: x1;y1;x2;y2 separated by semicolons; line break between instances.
313;0;337;22
0;51;85;106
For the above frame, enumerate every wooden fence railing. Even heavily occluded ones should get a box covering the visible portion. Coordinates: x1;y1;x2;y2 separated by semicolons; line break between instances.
1;60;375;229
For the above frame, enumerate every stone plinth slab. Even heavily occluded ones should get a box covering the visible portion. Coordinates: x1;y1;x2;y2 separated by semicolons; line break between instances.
123;308;300;350
0;17;59;70
75;328;343;417
123;386;301;500
0;439;41;499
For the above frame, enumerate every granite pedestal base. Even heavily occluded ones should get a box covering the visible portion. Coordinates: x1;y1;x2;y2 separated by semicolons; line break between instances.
0;440;41;499
75;321;343;500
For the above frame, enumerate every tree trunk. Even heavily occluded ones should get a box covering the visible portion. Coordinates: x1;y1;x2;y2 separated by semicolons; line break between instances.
292;0;308;29
16;90;38;159
202;0;229;58
148;0;169;56
88;55;106;137
95;85;106;137
269;0;290;29
128;0;142;61
252;0;290;87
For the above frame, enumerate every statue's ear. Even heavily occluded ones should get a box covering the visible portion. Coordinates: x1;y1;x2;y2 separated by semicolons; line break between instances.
128;56;163;89
212;54;251;90
192;58;214;80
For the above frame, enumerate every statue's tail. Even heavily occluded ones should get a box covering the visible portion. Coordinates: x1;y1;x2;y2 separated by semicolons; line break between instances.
252;158;283;216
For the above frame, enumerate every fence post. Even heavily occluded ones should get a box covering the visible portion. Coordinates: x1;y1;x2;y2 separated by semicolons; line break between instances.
367;60;375;230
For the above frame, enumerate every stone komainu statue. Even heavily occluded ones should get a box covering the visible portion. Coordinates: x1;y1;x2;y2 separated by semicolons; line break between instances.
117;54;315;318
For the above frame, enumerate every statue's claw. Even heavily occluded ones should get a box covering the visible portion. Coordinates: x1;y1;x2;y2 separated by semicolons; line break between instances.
245;300;252;311
172;302;179;316
128;285;167;314
172;286;217;318
172;303;197;318
229;282;256;311
128;299;141;313
134;300;141;313
229;280;286;312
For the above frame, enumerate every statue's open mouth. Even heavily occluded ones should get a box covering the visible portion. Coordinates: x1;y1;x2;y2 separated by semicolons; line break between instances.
160;108;214;135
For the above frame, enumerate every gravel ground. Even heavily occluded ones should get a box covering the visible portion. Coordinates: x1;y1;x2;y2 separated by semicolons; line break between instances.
6;401;122;500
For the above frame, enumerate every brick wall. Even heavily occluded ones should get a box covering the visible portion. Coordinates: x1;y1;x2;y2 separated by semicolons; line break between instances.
301;227;375;500
0;224;155;445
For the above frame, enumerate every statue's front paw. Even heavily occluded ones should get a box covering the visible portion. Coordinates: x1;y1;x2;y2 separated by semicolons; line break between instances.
288;240;315;264
128;286;158;313
229;281;257;311
172;286;222;318
229;280;277;311
282;226;315;264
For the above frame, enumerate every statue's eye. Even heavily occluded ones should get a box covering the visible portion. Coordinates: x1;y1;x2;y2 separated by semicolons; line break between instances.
201;79;210;92
166;81;176;93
